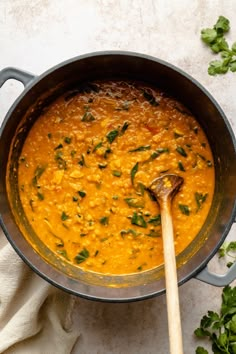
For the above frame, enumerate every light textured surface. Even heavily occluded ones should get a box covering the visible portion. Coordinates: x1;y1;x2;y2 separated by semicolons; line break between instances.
0;1;236;353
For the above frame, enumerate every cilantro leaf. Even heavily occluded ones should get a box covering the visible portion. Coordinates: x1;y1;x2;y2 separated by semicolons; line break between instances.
201;16;236;76
201;28;218;44
195;286;236;353
196;347;209;354
214;16;230;34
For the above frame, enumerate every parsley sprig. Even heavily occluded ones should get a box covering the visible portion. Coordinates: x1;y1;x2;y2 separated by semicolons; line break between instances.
195;285;236;353
201;16;236;75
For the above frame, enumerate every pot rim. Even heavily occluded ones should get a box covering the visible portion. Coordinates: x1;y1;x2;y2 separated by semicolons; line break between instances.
0;50;236;302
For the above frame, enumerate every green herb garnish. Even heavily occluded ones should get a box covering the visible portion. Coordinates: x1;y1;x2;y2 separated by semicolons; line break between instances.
37;192;44;201
99;216;109;225
61;211;69;221
93;141;103;152
131;162;139;185
120;229;140;238
146;230;161;237
201;16;236;75
195;192;208;211
78;154;86;166
74;248;90;264
194;285;236;353
54;143;63;150
129;145;151;152
218;241;236;268
32;165;46;187
131;212;147;228
55;151;67;170
120;121;130;135
178;161;185;171
81;111;95;122
176;146;187;157
78;190;86;198
112;170;122;177
124;198;144;208
64;136;72;144
148;214;161;226
57;249;69;260
106;130;119;144
179;204;190;216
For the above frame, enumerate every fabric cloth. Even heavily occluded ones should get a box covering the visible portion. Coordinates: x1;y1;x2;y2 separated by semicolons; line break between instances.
0;228;79;354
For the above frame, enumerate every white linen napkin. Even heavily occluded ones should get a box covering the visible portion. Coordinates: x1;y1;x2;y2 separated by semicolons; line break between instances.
0;228;79;354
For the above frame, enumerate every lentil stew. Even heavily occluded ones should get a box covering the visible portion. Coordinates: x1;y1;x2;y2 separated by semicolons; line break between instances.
17;80;215;275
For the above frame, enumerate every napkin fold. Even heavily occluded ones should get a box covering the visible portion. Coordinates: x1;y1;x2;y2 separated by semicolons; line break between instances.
0;229;79;354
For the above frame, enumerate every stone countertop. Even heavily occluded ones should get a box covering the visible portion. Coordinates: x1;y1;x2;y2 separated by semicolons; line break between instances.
0;1;235;353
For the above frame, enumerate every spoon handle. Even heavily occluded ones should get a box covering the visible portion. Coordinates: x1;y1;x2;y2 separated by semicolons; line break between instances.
161;199;183;354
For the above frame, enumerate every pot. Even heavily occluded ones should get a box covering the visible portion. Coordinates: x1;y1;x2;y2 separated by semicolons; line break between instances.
0;51;236;302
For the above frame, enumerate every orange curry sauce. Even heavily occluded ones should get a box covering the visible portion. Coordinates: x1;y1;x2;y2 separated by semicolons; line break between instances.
17;81;215;275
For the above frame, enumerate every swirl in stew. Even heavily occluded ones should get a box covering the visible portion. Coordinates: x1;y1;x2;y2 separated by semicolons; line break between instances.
17;80;215;275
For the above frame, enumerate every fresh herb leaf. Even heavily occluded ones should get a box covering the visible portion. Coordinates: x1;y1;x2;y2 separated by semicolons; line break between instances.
201;16;236;76
104;147;112;159
32;165;46;187
148;214;161;226
120;121;130;135
146;230;161;237
131;212;147;228
61;211;69;221
131;162;139;185
54;143;63;150
57;249;69;260
112;170;122;177
195;192;208;211
93;141;103;152
81;111;95;122
64;136;72;144
215;16;230;34
129;145;151;152
218;241;236;267
178;161;185;171
78;190;86;198
120;229;140;238
78;154;86;167
37;192;44;201
137;182;146;196
55;151;67;170
176;146;187;157
179;204;190;216
196;347;209;354
99;216;109;225
74;248;89;264
124;198;145;208
106;130;119;144
144;148;169;163
194;285;236;354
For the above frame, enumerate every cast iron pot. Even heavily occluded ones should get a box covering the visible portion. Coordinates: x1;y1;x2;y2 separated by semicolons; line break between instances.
0;51;236;302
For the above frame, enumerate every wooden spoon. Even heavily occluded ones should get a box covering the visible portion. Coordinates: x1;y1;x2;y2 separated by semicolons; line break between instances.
148;174;184;354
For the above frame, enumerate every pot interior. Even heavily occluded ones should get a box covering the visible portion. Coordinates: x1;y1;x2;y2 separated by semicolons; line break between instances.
1;52;236;301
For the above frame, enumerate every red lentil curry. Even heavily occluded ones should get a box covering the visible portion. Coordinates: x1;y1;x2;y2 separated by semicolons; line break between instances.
17;80;215;275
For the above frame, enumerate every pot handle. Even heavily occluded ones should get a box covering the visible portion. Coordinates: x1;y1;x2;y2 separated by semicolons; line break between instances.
0;67;35;88
195;261;236;286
